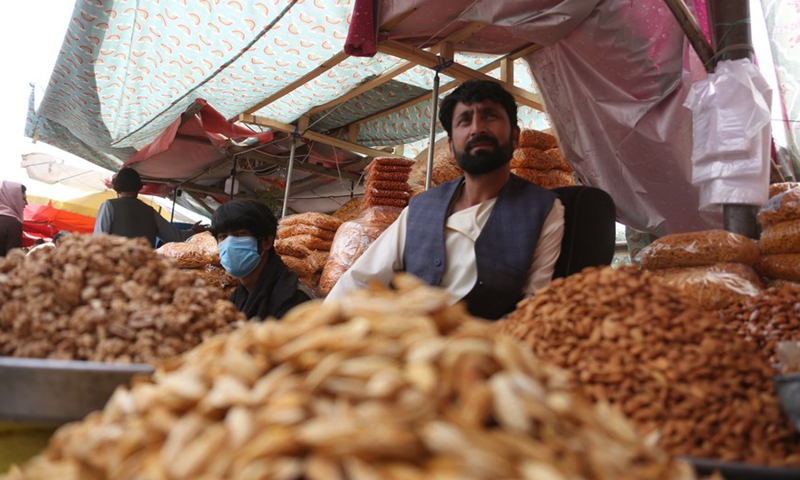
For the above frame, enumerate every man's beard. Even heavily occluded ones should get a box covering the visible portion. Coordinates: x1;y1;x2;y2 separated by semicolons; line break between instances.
454;135;514;176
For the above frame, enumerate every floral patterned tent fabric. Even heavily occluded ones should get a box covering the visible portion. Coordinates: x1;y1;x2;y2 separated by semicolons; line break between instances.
26;0;548;168
25;0;800;230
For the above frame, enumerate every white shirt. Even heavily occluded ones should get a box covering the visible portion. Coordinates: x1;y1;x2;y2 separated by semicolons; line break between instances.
326;196;565;304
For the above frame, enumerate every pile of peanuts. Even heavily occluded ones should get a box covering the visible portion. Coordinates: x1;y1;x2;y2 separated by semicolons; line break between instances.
499;266;800;465
0;234;245;364
721;282;800;369
2;275;693;480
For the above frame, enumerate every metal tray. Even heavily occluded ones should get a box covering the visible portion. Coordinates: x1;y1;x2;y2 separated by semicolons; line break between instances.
682;457;800;480
775;372;800;434
0;357;153;424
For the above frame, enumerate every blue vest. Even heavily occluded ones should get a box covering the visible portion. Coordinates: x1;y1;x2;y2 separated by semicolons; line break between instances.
403;174;555;320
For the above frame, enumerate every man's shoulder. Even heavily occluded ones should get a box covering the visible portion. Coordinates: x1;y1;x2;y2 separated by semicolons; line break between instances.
409;177;463;205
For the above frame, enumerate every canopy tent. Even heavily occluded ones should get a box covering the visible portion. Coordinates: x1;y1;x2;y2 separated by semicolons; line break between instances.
25;0;800;236
27;191;206;225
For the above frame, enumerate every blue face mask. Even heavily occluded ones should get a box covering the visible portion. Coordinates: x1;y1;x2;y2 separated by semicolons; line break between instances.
219;236;262;278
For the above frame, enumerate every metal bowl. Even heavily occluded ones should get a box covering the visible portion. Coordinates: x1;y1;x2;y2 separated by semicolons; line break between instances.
0;357;153;424
682;456;800;480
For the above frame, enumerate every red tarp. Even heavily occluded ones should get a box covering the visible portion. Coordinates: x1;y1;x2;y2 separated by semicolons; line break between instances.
22;202;96;247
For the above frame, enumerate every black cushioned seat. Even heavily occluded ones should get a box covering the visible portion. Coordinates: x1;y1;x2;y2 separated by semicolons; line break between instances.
551;186;617;279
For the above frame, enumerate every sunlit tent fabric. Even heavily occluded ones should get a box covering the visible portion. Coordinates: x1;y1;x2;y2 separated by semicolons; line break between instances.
25;0;800;236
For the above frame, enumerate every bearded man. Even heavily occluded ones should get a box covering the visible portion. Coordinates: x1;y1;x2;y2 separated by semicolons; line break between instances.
327;80;565;319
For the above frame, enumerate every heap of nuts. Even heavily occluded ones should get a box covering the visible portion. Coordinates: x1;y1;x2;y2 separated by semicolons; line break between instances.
499;266;800;466
0;234;245;364
721;282;800;369
2;275;693;480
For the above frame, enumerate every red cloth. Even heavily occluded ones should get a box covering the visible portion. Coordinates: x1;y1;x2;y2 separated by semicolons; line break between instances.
23;202;96;245
344;0;377;57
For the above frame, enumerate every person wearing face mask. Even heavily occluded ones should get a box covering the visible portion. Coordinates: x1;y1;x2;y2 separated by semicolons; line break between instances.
0;181;28;257
210;199;311;320
326;80;565;320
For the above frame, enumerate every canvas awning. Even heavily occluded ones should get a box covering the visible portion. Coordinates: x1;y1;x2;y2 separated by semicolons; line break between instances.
25;0;800;235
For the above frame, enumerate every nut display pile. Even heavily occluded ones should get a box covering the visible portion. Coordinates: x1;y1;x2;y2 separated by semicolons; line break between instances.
0;235;245;364
499;266;800;465
721;282;800;369
3;275;693;480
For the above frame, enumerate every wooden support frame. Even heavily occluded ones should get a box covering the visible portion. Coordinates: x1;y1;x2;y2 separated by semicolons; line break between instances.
303;22;486;119
355;44;543;127
241;50;350;116
239;114;405;159
663;0;716;71
377;39;544;111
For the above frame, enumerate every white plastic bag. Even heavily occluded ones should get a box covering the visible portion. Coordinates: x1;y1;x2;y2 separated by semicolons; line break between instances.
684;59;772;211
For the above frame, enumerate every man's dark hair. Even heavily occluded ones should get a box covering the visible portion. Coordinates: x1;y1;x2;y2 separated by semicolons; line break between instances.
210;199;277;240
52;230;71;243
438;80;518;137
112;168;143;193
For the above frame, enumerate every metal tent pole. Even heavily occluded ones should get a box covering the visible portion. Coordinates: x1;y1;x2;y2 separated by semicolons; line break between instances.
425;72;441;191
281;138;298;218
707;0;759;239
170;189;177;223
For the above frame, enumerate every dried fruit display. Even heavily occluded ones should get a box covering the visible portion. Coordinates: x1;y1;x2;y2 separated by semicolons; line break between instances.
0;235;245;364
499;266;800;466
3;275;692;480
721;282;800;368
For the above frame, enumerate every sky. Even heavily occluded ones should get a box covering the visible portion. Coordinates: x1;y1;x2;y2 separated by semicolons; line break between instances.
0;1;89;193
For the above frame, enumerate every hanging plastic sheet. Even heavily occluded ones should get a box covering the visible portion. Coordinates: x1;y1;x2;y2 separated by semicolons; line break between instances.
684;58;772;212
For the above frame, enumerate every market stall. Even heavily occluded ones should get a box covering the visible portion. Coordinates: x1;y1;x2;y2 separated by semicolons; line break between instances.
5;0;800;478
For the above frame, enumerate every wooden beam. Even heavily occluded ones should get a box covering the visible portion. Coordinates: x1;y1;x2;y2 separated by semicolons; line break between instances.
663;0;716;71
347;124;360;143
304;23;485;119
500;58;514;84
239;114;404;159
356;44;543;126
241;50;350;116
377;40;544;110
305;61;415;117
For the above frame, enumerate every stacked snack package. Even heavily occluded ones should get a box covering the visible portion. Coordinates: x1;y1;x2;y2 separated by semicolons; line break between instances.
153;232;237;297
317;207;401;297
511;129;576;188
362;157;415;210
330;197;363;223
756;186;800;284
275;212;343;291
636;229;763;310
407;139;463;194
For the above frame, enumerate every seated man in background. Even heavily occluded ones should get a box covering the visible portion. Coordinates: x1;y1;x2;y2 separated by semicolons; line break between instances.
93;167;205;247
327;80;565;320
210;199;311;320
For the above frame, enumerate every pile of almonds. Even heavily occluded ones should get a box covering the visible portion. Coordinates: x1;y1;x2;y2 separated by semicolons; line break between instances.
721;282;800;368
2;275;693;480
499;266;800;466
0;234;245;364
